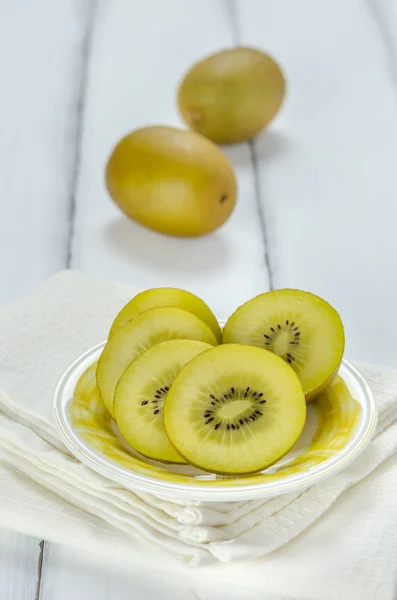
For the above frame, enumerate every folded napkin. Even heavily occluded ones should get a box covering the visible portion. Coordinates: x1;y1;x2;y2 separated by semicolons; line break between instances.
0;272;396;595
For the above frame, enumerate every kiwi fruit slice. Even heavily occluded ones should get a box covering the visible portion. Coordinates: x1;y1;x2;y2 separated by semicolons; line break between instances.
96;306;217;416
222;289;345;402
164;344;306;475
178;47;285;144
114;340;212;463
109;287;221;342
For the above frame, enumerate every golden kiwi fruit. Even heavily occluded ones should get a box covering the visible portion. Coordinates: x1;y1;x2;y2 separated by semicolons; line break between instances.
114;340;212;464
223;289;345;403
109;287;221;343
163;344;306;475
106;125;237;237
96;306;218;416
178;47;285;144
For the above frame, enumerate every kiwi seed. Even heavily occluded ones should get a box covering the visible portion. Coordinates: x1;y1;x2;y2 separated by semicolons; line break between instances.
140;386;170;417
199;386;268;433
222;289;345;403
164;344;306;475
263;319;301;364
114;340;212;464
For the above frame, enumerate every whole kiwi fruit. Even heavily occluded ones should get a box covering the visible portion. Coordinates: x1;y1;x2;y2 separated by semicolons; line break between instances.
178;47;285;144
106;125;237;237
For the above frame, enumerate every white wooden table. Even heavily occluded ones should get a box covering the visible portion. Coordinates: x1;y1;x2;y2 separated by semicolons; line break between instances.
1;0;397;598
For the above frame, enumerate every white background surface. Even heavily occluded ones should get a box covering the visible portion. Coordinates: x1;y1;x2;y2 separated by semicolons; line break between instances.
0;0;397;598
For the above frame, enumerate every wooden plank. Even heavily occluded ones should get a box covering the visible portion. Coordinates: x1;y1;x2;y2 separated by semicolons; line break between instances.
39;544;193;600
70;0;269;320
0;0;91;596
0;530;41;600
235;0;397;366
38;542;294;600
0;0;87;307
39;0;266;596
4;0;397;597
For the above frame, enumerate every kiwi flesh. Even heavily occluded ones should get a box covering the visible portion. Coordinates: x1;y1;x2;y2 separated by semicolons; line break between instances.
109;287;221;343
222;289;345;402
114;340;212;463
96;306;217;417
164;344;306;475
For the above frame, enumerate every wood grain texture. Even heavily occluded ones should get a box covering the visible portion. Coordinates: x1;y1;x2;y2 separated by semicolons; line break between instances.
235;0;397;367
0;0;93;596
38;542;291;600
0;0;88;307
69;0;269;320
37;1;268;597
1;0;397;597
39;544;188;600
0;530;41;600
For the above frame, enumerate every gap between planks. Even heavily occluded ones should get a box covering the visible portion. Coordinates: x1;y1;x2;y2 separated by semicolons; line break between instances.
34;1;275;595
36;1;98;597
226;0;274;290
66;0;99;269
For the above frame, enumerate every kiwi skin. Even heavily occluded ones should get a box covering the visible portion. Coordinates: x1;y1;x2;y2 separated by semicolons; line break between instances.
115;381;186;466
113;339;213;465
105;125;237;237
116;423;186;465
178;47;285;145
165;431;305;477
165;413;305;477
109;287;222;343
120;441;185;466
305;367;340;404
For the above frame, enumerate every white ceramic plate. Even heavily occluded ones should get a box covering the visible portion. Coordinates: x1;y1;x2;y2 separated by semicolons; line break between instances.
54;342;377;502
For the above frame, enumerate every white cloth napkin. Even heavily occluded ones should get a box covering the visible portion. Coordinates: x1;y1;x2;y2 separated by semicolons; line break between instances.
0;272;396;595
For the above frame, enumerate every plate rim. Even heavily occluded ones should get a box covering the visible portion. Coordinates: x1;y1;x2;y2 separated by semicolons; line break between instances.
53;342;378;502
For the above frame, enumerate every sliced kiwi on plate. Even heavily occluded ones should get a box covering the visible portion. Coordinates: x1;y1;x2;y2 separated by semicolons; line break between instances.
164;344;306;475
109;287;221;342
96;306;217;417
114;340;212;463
222;289;345;402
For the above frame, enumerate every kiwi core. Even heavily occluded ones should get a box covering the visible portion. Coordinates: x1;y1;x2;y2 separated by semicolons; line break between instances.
264;320;301;366
218;399;250;419
164;343;307;475
204;387;267;431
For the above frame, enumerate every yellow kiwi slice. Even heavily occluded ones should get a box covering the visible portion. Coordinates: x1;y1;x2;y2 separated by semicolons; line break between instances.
97;307;217;416
114;340;212;463
222;289;345;402
164;344;306;475
109;287;221;342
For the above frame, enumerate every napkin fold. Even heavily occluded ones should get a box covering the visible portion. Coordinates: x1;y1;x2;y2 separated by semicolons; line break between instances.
0;272;396;587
